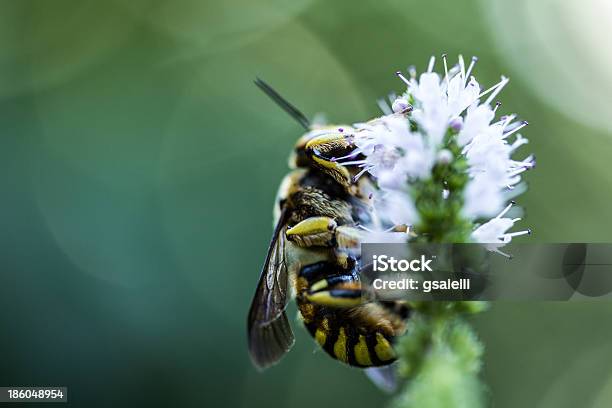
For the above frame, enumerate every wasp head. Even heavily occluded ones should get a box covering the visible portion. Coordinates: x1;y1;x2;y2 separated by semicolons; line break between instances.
290;126;361;190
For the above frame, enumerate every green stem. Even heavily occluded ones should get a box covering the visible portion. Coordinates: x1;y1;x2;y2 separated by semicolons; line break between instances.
393;303;487;408
392;119;488;407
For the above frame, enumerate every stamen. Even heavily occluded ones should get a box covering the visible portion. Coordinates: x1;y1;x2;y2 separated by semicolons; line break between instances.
427;56;435;73
484;77;509;105
496;202;514;218
493;101;502;113
352;166;374;182
339;159;367;166
507;229;531;238
331;150;361;162
503;120;528;138
498;114;517;129
395;71;411;86
529;155;537;168
493;248;512;258
508;167;529;177
458;55;466;84
465;56;478;83
509;155;535;168
377;98;392;115
504;119;525;133
478;76;508;100
442;53;449;88
408;65;417;79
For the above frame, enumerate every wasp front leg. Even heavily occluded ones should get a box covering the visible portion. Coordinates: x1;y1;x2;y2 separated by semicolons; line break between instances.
285;216;337;247
286;217;364;266
286;217;363;248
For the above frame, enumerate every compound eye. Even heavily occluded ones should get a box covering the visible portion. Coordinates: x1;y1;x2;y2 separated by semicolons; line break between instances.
304;133;358;188
305;132;354;160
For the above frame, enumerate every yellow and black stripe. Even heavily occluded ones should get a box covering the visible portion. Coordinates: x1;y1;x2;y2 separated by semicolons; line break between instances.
304;314;397;367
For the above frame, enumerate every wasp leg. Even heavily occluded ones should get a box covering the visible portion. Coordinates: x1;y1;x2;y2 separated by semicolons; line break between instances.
305;274;366;308
285;218;363;250
334;225;365;268
286;218;365;267
286;216;337;247
286;216;369;268
305;132;358;189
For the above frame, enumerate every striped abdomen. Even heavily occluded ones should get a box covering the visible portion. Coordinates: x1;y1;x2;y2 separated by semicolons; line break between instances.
300;305;402;367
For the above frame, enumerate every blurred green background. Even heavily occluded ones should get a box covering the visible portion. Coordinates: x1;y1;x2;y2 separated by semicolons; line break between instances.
1;0;612;406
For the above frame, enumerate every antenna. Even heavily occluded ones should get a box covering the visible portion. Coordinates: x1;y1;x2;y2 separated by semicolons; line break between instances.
254;78;311;130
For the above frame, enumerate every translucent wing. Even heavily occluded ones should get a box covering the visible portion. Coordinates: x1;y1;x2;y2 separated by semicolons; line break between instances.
247;208;295;370
365;364;399;393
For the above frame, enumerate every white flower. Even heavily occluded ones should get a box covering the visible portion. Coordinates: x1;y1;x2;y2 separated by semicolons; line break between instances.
374;189;418;227
338;54;533;243
393;139;436;180
353;115;411;156
375;168;407;190
447;75;481;118
463;174;505;218
471;203;531;256
461;116;534;217
339;114;435;182
457;104;495;147
410;72;449;146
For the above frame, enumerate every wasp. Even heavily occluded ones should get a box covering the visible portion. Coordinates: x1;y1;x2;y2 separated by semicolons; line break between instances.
247;79;410;385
